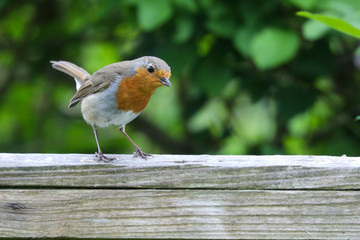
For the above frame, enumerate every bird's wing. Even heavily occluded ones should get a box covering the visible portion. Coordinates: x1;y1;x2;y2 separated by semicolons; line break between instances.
68;69;121;108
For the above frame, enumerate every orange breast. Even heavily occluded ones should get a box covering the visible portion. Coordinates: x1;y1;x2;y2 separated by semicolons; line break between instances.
116;67;162;113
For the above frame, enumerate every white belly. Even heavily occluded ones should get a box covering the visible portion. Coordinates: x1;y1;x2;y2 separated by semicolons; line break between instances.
80;79;141;128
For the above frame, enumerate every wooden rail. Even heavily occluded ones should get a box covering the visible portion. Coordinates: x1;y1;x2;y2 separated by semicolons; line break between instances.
0;153;360;239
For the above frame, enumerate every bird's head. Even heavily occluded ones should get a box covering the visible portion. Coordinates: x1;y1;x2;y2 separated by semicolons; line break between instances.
134;56;172;89
116;56;172;113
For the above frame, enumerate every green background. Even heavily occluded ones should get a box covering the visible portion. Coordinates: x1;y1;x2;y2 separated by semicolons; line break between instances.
1;0;360;156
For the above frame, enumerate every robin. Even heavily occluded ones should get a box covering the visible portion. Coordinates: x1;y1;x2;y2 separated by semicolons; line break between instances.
50;56;172;161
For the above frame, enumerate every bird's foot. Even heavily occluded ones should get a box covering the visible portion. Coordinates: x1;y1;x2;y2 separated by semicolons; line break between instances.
133;148;153;160
95;152;116;162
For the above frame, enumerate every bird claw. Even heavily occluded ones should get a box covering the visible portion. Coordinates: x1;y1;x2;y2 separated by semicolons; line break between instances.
95;152;117;162
133;149;153;160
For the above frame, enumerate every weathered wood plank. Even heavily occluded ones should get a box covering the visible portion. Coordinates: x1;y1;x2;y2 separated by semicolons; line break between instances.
0;153;359;189
1;189;359;239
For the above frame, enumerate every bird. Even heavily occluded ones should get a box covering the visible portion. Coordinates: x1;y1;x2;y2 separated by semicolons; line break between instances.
50;56;172;162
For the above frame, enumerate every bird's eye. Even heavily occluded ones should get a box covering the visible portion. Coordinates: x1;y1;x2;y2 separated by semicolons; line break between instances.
147;64;155;73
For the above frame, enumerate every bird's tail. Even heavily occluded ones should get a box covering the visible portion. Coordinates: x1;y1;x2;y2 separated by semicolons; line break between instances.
50;61;91;90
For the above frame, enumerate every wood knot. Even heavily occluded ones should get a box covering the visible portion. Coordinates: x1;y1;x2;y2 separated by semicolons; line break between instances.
10;203;26;210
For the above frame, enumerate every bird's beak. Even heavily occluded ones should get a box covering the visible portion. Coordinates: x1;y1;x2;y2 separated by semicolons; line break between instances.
158;77;172;88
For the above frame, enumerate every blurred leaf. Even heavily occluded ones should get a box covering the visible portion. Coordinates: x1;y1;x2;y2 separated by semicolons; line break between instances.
297;11;360;38
53;84;79;116
233;26;256;57
250;28;300;70
172;0;197;12
137;0;173;31
63;3;88;34
114;23;141;56
197;34;215;56
188;98;229;137
220;135;247;155
0;50;14;69
5;81;40;141
287;0;317;10
288;98;333;137
344;10;360;30
1;3;34;41
206;17;237;38
302;19;330;40
0;106;15;145
203;0;227;19
315;76;333;93
231;96;276;145
63;122;97;153
221;80;239;100
321;0;360;17
80;42;119;72
194;57;231;97
283;136;309;154
173;16;194;43
115;23;139;40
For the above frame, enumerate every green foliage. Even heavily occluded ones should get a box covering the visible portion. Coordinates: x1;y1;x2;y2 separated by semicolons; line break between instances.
250;28;300;70
136;0;173;31
0;0;360;156
297;11;360;38
188;98;229;137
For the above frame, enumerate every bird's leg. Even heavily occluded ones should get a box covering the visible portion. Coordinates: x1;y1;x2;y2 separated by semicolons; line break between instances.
118;126;152;160
92;124;116;162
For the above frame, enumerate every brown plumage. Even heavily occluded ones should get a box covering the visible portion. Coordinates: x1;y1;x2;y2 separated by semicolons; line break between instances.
116;66;171;113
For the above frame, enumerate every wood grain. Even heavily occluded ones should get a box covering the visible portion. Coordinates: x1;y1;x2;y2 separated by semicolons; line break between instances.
0;153;359;189
1;153;360;239
1;189;360;239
